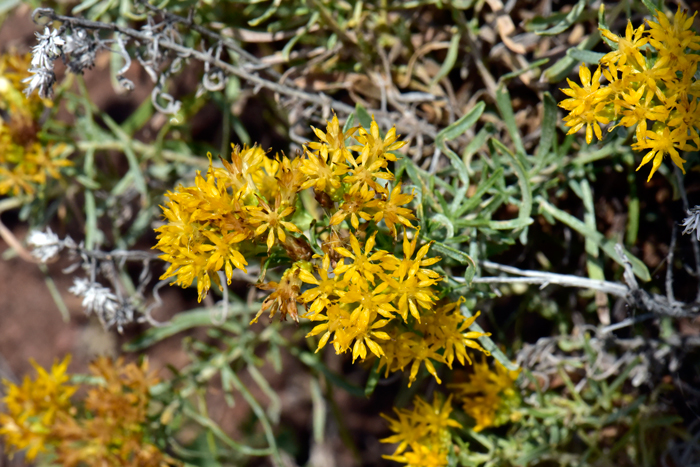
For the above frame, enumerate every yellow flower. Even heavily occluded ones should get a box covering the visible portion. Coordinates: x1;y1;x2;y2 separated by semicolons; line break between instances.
383;229;441;283
0;53;71;197
667;95;700;149
381;394;459;466
384;444;449;467
380;266;439;323
632;126;691;181
0;356;76;461
599;20;648;68
366;183;417;237
334;232;392;285
305;302;352;352
299;254;343;317
307;114;356;163
418;304;491;368
647;8;700;72
50;357;178;467
300;143;348;194
560;8;700;181
449;359;521;432
247;196;301;251
559;65;611;144
328;183;376;229
615;86;669;142
347;316;392;362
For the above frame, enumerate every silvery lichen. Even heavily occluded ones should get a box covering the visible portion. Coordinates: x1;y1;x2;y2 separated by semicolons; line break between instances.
23;27;64;97
681;206;700;241
69;278;134;332
26;228;70;263
62;28;98;74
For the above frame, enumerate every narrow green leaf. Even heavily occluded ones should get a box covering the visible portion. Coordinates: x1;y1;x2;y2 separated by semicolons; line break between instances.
640;0;661;15
435;102;485;184
579;179;605;282
364;359;380;397
537;0;586;36
248;0;282;26
101;114;148;198
491;139;533;234
123;308;249;351
342;113;355;134
76;175;100;190
566;48;605;64
184;404;273;457
498;58;549;83
626;169;640;246
282;11;320;61
539;199;651;281
431;241;475;266
310;378;327;443
430;31;461;87
534;92;557;170
495;86;525;156
85;190;98;250
40;264;70;323
430;214;455;239
355;103;373;129
121;99;154;136
437;102;485;141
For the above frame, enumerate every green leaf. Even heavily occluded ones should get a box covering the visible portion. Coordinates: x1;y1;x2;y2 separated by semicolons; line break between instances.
310;379;326;443
101;113;148;198
431;241;475;266
498;58;549;84
75;174;100;190
248;0;282;26
490;139;533;234
495;86;525;156
435;102;485;184
566;48;605;64
539;199;651;281
121;98;154;136
123;309;247;351
84;190;98;250
537;0;586;36
534;92;557;169
355;103;373;129
430;31;461;87
640;0;662;15
364;359;380;397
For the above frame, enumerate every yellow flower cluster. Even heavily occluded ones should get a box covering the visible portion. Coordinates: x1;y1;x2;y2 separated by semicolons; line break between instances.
0;53;71;196
0;356;178;466
381;394;461;467
449;359;521;432
559;8;700;181
155;116;491;386
0;356;76;460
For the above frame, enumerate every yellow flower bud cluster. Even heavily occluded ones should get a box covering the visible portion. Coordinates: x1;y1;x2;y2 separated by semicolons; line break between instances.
0;53;71;196
154;115;491;387
449;359;521;432
381;394;461;466
0;356;177;466
559;8;700;181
